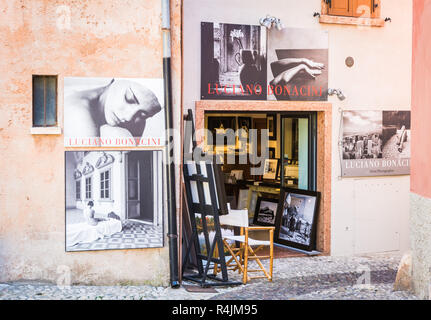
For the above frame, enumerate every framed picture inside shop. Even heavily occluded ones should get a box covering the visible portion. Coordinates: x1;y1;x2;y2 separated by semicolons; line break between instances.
253;197;279;226
206;116;237;147
267;114;277;140
274;187;320;251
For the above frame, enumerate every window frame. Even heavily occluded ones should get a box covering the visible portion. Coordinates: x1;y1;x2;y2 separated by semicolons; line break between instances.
320;0;384;27
32;75;58;127
99;168;112;201
280;112;317;192
85;176;93;200
75;179;81;201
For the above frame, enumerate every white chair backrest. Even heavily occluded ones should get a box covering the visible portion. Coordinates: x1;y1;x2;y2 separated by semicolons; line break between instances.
219;205;249;228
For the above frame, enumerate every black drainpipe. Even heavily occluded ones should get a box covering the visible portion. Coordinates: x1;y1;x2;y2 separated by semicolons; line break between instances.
161;0;180;288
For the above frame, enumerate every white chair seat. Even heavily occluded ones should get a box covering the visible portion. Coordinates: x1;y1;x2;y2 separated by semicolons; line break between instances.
223;234;271;246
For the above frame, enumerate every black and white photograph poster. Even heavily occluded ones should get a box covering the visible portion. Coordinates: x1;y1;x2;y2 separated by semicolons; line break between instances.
341;110;411;177
64;77;165;147
267;27;328;101
65;150;164;252
275;189;320;251
201;22;267;100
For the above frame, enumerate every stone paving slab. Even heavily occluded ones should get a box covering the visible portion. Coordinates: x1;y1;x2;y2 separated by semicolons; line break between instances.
0;253;420;300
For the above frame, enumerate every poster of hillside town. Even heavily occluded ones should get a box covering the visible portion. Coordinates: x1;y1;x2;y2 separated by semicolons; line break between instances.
341;110;411;177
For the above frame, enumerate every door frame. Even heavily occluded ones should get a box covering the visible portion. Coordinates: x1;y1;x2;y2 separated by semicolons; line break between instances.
194;100;332;254
125;151;155;225
280;112;317;191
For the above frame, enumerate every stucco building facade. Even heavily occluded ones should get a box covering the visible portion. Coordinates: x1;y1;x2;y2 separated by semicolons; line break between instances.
0;0;182;286
411;0;431;299
0;0;428;298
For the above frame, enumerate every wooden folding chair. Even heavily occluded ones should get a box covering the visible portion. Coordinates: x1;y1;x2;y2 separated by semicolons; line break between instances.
218;207;274;284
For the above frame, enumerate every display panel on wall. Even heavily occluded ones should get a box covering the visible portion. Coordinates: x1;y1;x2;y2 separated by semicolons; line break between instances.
267;27;329;101
200;23;328;102
64;77;165;147
341;110;411;177
201;22;267;100
274;188;320;252
65;150;164;252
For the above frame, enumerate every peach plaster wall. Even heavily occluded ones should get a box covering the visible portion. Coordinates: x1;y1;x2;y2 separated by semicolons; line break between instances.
0;0;182;285
410;0;431;299
195;100;332;254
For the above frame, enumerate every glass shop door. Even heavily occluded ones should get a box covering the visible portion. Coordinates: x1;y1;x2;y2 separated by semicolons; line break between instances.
280;112;317;191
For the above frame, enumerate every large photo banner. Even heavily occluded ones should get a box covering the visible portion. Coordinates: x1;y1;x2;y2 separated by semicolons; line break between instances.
201;22;267;100
65;150;164;252
341;110;411;177
267;27;328;101
200;23;329;102
64;77;165;147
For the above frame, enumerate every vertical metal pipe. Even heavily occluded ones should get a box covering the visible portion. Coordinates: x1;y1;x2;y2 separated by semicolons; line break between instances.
161;0;180;288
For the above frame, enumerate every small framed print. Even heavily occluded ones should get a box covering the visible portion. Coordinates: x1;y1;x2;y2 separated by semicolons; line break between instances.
263;159;279;180
267;114;277;140
276;159;289;181
253;197;279;226
274;188;321;251
268;147;276;159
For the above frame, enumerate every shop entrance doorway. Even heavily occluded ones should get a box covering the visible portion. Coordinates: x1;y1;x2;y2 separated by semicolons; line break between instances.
202;110;318;258
280;113;317;191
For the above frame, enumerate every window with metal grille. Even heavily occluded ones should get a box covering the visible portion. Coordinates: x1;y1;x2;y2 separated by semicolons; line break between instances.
32;75;57;127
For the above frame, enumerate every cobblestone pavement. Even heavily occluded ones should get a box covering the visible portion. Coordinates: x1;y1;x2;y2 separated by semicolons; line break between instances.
0;253;419;300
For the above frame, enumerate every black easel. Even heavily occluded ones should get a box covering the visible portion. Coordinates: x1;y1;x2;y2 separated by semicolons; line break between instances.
181;110;242;287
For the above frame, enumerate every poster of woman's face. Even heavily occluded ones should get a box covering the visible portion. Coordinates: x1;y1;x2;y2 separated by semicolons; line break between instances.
64;77;165;147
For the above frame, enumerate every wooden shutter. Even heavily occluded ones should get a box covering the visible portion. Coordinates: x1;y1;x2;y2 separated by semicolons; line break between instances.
352;0;374;18
328;0;353;16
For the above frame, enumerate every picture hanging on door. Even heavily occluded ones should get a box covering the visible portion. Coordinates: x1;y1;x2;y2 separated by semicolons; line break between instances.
64;77;165;147
64;150;164;252
340;110;411;177
274;188;320;252
267;27;329;101
201;22;267;100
